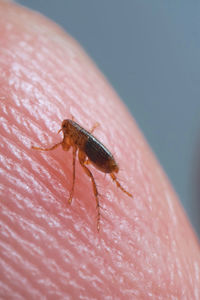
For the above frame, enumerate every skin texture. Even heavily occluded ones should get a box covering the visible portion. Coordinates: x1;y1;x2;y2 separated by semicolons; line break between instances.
0;1;200;299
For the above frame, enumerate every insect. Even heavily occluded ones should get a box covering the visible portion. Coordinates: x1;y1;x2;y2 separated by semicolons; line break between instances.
32;119;132;231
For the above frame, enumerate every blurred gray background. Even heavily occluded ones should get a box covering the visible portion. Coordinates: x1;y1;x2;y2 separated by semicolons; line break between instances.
16;0;200;237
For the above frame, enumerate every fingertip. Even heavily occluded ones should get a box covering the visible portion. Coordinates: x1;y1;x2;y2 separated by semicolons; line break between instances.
0;1;200;299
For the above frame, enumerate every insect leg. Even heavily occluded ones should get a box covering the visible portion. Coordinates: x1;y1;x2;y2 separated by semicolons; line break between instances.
110;172;132;198
32;142;62;151
68;147;77;204
78;150;101;231
90;122;100;134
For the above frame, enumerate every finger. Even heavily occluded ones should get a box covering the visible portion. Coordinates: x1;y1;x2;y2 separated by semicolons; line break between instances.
0;1;199;299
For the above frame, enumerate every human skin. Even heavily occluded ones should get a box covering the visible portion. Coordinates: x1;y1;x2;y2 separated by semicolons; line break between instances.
0;1;200;299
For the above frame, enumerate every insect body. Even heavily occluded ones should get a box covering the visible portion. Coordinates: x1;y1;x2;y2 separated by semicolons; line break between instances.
32;119;132;231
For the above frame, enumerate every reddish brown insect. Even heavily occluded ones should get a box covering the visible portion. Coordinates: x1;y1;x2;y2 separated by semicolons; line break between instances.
32;119;132;231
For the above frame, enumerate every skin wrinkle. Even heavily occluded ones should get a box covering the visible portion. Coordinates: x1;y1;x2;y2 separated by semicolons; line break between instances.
1;213;74;296
0;1;200;299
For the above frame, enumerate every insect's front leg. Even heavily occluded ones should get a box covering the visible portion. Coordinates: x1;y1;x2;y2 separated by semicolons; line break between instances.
61;136;71;151
32;142;62;152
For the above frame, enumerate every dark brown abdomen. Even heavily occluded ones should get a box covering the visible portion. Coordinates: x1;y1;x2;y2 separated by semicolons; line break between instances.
85;135;118;173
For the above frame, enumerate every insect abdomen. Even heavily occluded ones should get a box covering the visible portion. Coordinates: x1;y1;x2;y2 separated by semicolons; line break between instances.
85;136;118;173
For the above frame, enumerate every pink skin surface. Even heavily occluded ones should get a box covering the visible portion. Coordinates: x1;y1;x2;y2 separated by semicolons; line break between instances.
0;1;200;299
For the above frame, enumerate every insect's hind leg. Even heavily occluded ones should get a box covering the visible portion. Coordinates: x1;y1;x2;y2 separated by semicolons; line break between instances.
78;150;101;231
110;172;132;198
